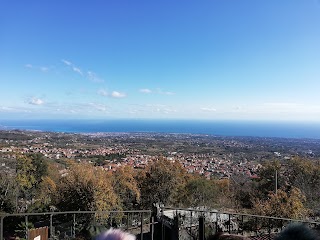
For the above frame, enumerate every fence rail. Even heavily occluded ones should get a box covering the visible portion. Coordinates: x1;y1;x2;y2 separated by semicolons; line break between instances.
1;208;320;240
159;207;320;240
0;210;152;240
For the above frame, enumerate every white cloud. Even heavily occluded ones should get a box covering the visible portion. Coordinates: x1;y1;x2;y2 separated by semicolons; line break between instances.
97;89;108;96
139;88;152;94
111;91;126;98
72;67;83;75
156;88;175;95
87;71;104;83
88;103;108;112
40;67;49;72
200;107;217;112
25;64;50;72
61;59;83;75
139;88;175;95
27;97;44;105
61;59;72;66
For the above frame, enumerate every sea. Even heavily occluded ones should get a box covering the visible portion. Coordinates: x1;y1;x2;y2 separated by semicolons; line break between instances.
1;119;320;139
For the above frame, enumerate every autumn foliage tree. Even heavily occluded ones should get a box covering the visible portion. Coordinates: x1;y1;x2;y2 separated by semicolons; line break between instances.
137;157;188;208
285;157;320;210
252;187;308;219
177;177;218;208
53;162;120;212
112;166;140;209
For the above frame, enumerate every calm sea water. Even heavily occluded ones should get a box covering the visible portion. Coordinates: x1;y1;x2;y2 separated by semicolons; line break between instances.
1;119;320;139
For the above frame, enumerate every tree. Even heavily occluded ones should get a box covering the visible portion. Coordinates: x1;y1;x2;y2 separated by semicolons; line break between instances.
252;187;308;219
53;162;120;212
256;159;284;199
112;166;140;209
285;157;320;210
15;153;50;212
230;173;258;209
16;154;36;192
137;157;188;208
29;153;48;187
178;177;218;207
0;173;17;213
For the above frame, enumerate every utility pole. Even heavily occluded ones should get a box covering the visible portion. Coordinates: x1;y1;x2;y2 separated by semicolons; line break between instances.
275;170;278;194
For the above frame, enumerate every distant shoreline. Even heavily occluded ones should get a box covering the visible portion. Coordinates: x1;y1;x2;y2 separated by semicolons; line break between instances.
1;119;320;139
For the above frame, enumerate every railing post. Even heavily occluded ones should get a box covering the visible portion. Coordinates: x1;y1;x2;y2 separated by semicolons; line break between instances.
150;216;154;240
190;211;193;240
140;212;144;240
25;215;28;240
228;214;231;234
50;214;53;238
241;215;244;235
215;213;218;234
0;216;4;240
126;213;130;230
73;214;76;238
199;216;205;240
255;217;258;236
268;218;271;236
174;215;180;240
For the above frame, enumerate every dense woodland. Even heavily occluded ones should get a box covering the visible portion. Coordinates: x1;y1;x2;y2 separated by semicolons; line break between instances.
1;153;320;221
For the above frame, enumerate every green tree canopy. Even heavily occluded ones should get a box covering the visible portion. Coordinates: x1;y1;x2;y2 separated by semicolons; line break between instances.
138;157;188;208
178;177;218;208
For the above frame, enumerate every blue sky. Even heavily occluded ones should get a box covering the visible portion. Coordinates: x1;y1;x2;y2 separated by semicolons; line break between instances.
1;0;320;121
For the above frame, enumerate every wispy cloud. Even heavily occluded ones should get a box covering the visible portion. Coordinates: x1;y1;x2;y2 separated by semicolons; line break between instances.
61;59;83;76
97;88;108;96
25;64;50;72
111;91;126;98
87;71;104;83
139;88;175;95
61;59;72;66
72;67;83;75
27;97;45;105
200;107;217;112
88;103;109;112
139;88;152;94
156;88;175;95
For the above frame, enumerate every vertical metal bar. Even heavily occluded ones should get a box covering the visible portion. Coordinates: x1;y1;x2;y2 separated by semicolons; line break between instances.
25;215;28;240
190;211;193;240
255;217;258;236
73;214;76;238
0;216;4;240
199;216;205;240
268;218;271;236
215;213;218;234
50;214;53;238
126;213;130;230
241;215;244;235
151;216;154;240
228;214;231;234
140;212;144;240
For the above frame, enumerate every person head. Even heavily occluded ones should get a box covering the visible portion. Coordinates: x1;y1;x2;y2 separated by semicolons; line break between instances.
96;228;136;240
276;223;319;240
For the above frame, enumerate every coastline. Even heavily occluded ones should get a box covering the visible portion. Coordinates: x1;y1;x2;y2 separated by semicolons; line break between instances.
1;119;320;139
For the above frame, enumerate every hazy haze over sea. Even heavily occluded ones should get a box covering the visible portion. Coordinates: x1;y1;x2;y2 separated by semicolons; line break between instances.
1;119;320;139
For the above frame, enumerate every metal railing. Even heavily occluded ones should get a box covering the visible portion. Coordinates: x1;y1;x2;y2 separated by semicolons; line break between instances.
2;207;320;240
0;210;153;240
160;207;320;240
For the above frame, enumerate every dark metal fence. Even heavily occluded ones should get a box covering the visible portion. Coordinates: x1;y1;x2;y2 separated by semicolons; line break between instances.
0;210;153;240
2;208;320;240
159;207;320;240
